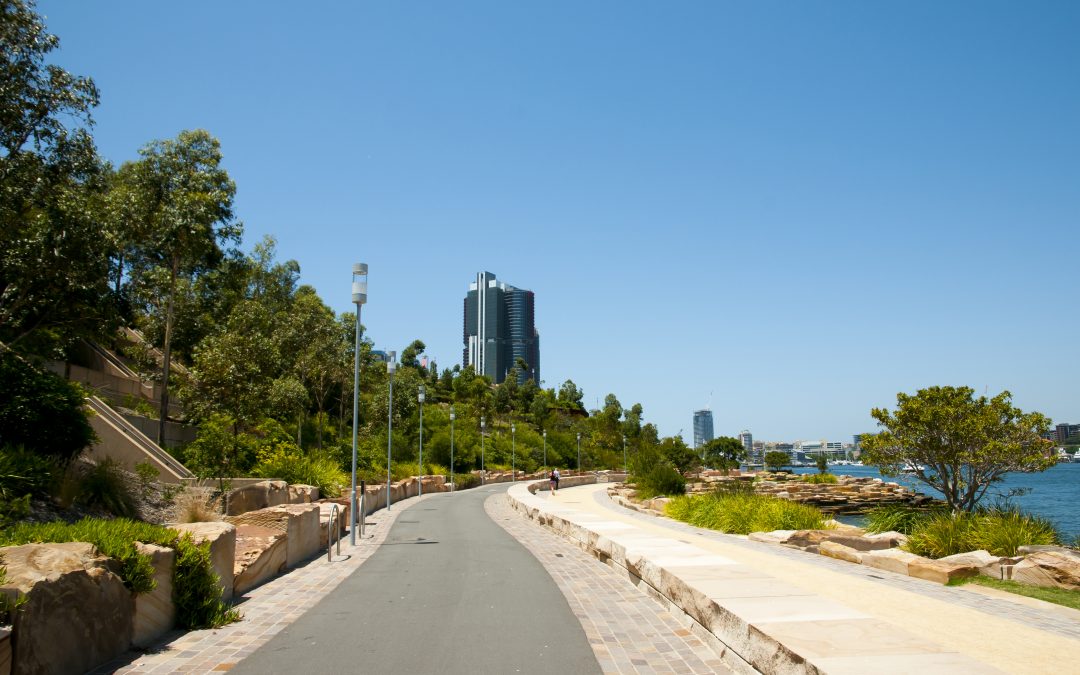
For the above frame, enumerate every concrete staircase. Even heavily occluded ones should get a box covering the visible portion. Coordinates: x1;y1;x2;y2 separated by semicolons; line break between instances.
84;396;194;483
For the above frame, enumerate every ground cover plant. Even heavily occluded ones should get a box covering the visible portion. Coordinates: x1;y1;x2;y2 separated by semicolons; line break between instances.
665;490;829;534
0;517;239;628
802;473;838;484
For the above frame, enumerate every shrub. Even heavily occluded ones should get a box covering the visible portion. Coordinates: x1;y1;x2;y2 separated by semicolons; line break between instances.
0;351;95;464
897;506;1060;558
75;458;137;517
802;473;838;484
453;473;480;490
971;506;1059;556
636;464;686;499
864;505;944;535
170;488;224;524
0;518;238;628
0;445;57;526
252;442;347;497
665;492;829;534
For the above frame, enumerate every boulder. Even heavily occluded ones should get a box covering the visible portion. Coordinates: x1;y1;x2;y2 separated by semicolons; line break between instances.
908;557;979;584
1011;551;1080;590
233;525;287;596
820;541;864;564
132;542;175;648
1017;544;1080;557
287;484;319;504
1;543;132;675
169;521;237;601
226;480;289;515
825;533;900;552
862;548;925;576
865;531;908;548
937;550;1007;579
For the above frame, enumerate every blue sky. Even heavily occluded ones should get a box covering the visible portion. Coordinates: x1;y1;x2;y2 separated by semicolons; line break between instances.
40;1;1079;442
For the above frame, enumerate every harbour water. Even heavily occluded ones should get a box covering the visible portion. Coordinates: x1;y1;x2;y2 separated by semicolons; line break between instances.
791;462;1080;542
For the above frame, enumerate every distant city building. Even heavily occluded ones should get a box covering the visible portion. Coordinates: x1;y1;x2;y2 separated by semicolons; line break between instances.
693;410;714;448
739;430;753;458
463;271;539;384
1055;422;1080;444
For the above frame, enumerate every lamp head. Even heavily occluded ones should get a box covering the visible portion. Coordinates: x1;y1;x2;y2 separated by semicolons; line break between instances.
418;385;425;403
351;263;368;305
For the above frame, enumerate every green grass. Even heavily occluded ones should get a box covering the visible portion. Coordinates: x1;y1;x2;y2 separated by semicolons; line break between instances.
665;491;830;534
865;504;946;535
952;576;1080;611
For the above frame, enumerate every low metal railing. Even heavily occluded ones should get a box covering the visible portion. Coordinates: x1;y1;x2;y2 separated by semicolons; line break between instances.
327;503;341;561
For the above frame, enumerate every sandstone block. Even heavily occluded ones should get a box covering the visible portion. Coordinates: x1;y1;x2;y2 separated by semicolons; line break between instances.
1;543;132;675
265;480;289;507
825;534;897;552
319;501;349;548
820;541;864;564
132;542;176;648
287;484;319;504
862;548;924;576
908;558;979;584
169;521;237;601
1011;551;1080;590
937;550;1006;579
866;531;908;548
226;504;321;568
233;525;287;596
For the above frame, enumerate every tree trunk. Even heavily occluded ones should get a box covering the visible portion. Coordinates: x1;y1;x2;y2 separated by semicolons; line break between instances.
157;260;178;447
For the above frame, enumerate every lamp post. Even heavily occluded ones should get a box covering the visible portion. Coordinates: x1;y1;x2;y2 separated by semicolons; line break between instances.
622;435;627;474
449;407;456;492
480;416;486;485
576;432;581;473
386;351;396;510
511;423;516;482
542;430;547;469
349;263;367;546
418;385;425;497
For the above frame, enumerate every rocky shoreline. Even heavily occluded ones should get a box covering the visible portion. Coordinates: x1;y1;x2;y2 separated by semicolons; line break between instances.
694;470;939;513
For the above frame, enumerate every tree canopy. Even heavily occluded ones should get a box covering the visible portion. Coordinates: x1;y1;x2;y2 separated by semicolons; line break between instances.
860;386;1054;512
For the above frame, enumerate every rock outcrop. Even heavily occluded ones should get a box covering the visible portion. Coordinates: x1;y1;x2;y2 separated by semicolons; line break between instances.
225;480;288;515
287;484;319;504
0;543;132;675
226;504;321;568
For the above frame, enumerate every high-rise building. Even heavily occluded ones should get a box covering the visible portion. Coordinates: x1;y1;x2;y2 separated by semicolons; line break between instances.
463;271;540;384
739;430;753;458
693;410;714;448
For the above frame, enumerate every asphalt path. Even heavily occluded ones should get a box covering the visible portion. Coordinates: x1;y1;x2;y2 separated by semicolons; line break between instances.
232;484;601;674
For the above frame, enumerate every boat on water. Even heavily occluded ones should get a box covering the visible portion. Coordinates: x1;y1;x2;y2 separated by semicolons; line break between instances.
1055;450;1073;463
1073;450;1080;463
900;463;927;473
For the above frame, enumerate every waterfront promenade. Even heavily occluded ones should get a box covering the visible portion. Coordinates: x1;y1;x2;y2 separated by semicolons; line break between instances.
96;481;1079;674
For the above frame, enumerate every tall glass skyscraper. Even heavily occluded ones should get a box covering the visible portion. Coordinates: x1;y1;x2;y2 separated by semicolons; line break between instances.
463;271;540;384
693;409;714;449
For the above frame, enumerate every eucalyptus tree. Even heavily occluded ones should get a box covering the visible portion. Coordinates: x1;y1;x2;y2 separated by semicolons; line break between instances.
121;130;240;444
0;0;116;353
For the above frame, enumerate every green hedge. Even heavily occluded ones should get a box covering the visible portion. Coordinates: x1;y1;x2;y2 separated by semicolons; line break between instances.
665;491;829;534
0;518;239;628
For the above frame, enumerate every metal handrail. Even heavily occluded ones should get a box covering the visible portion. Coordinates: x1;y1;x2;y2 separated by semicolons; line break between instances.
327;503;341;561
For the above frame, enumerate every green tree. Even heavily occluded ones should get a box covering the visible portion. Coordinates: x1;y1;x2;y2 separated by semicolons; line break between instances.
860;386;1054;512
702;436;745;475
764;451;790;471
0;0;116;353
658;436;698;474
121;130;240;445
557;379;585;412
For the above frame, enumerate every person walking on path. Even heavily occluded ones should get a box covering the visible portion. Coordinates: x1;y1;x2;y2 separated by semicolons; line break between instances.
550;468;560;493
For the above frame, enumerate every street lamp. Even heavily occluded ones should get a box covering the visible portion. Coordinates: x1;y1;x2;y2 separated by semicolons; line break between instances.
542;430;547;469
480;416;486;485
386;351;396;510
623;435;627;474
349;262;367;546
418;385;425;497
511;423;516;482
449;406;456;492
576;432;581;473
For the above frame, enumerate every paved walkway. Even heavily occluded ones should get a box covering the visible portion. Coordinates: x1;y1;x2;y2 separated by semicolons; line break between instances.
94;484;729;674
515;483;1080;675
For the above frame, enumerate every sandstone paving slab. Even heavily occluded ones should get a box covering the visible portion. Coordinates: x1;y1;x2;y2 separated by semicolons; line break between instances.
693;577;814;600
714;595;870;624
754;618;954;659
809;652;1005;675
